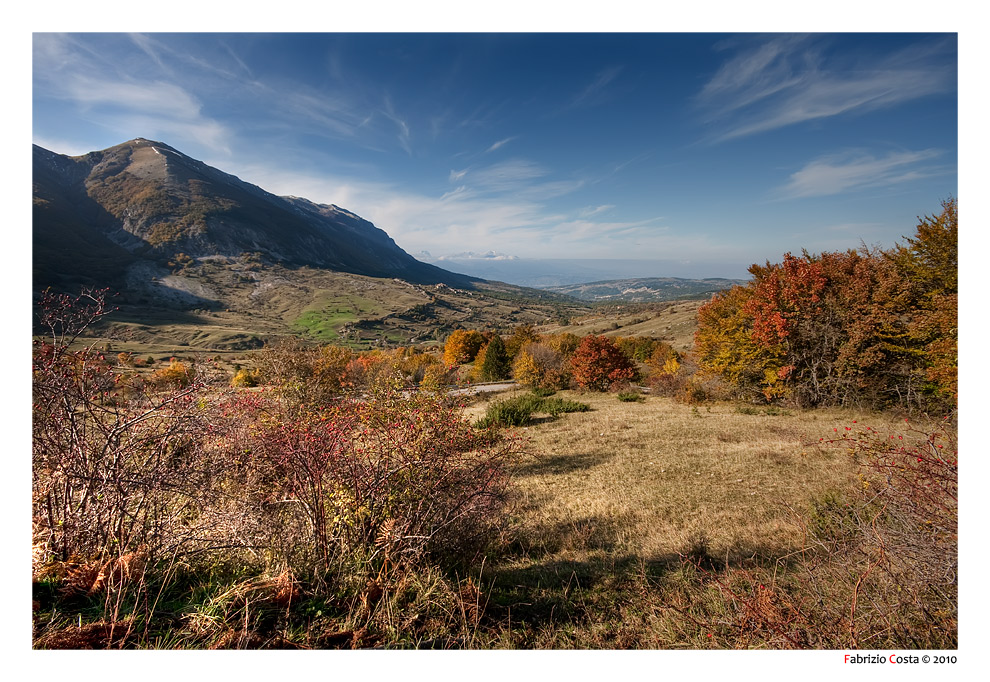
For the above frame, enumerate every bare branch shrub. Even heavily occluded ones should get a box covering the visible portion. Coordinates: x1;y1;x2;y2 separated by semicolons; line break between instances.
32;289;228;566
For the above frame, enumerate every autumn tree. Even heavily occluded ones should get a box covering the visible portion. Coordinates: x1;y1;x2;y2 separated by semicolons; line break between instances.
615;336;669;363
570;335;635;392
694;201;957;410
892;197;957;300
891;197;958;405
643;341;679;375
740;249;915;406
442;329;485;366
512;342;570;390
694;286;774;399
543;332;582;358
505;324;541;360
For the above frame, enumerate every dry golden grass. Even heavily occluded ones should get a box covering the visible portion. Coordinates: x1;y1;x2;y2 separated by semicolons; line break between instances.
545;300;704;352
466;390;899;566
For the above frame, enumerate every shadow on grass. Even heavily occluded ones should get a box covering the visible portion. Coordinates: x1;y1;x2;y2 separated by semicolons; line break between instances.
513;451;612;478
480;536;810;645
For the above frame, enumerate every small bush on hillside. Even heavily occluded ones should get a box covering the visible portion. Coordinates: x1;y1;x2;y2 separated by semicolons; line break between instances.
150;358;195;388
259;338;352;405
513;342;571;391
676;374;734;405
476;394;589;427
231;367;261;388
420;362;458;392
540;397;591;416
616;391;645;403
647;370;687;398
477;394;543;428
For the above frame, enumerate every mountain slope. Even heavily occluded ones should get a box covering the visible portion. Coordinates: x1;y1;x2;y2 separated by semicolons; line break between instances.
33;138;473;292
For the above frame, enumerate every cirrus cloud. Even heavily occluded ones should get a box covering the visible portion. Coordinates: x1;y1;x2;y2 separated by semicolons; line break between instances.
779;148;946;198
697;35;956;143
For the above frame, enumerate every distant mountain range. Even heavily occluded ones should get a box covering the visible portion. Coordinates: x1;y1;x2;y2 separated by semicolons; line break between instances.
542;277;746;302
33;138;474;294
415;255;750;289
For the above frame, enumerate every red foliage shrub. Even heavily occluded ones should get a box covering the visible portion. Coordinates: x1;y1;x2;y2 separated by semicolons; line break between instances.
569;335;635;392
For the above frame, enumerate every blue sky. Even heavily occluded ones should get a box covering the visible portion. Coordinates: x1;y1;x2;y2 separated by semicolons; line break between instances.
32;31;958;278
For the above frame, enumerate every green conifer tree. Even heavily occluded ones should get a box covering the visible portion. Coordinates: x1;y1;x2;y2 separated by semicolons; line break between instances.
479;334;511;381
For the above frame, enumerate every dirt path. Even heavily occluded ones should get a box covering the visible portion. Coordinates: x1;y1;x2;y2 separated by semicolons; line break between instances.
447;382;517;397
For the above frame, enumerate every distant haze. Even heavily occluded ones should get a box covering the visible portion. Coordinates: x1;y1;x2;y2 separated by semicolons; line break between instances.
415;256;752;287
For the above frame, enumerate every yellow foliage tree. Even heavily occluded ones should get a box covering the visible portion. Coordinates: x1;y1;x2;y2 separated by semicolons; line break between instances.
512;343;570;390
694;286;780;395
443;329;485;366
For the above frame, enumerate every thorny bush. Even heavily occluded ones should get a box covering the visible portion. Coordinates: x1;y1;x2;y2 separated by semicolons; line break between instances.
32;289;227;566
33;289;521;630
239;388;522;576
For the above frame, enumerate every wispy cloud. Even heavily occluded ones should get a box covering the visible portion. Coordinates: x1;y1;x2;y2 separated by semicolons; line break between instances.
230;160;656;260
697;36;955;142
462;159;548;192
34;34;235;155
65;76;203;121
568;66;623;109
382;95;412;155
59;75;234;154
445;158;585;202
779;148;944;198
128;33;171;74
282;91;367;139
484;136;517;153
580;205;615;218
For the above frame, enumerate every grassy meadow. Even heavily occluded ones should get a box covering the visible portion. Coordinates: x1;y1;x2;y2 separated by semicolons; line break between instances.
468;389;867;561
455;389;927;648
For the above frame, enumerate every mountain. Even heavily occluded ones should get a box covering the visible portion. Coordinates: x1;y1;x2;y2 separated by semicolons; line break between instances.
544;276;747;302
33;138;474;293
32;139;588;351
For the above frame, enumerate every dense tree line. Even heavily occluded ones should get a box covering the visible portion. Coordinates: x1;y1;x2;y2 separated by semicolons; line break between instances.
694;199;957;410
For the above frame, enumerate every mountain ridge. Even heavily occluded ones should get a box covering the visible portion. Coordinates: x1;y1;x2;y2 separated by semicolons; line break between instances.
33;138;475;293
